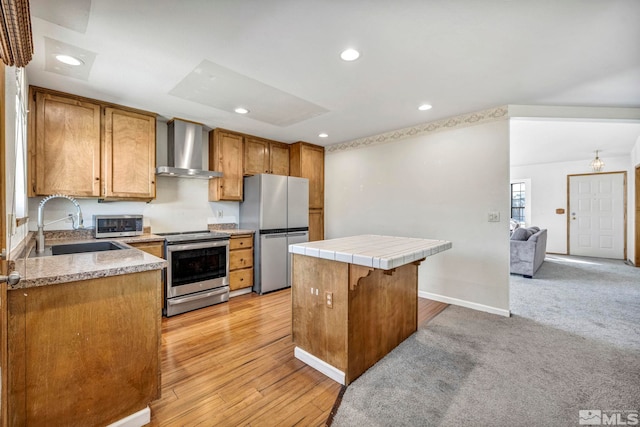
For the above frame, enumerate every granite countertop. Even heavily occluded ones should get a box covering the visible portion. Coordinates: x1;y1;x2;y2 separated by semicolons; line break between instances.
207;224;254;236
223;229;255;236
289;234;452;270
9;231;167;290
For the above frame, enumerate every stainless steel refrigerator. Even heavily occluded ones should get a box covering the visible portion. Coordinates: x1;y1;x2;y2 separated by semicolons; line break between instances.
240;174;309;294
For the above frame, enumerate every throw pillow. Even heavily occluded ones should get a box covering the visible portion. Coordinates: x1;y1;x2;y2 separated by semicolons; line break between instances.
511;227;531;241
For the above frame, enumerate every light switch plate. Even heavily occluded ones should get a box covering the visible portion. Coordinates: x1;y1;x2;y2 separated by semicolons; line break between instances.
488;211;500;222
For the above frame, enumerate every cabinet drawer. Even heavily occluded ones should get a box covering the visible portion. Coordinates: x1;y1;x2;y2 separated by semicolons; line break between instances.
230;235;253;250
229;248;253;270
229;268;253;290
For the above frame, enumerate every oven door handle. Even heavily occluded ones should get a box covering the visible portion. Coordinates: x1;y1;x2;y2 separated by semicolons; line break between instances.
167;287;229;305
166;240;229;252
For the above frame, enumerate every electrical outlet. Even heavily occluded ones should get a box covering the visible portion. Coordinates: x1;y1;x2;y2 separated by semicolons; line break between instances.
488;211;500;222
325;291;333;309
216;210;223;218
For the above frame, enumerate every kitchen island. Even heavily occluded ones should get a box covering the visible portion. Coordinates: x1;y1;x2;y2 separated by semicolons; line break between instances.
289;235;452;385
5;233;167;427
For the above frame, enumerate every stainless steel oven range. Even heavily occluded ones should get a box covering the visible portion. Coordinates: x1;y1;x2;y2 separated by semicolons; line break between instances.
157;230;230;317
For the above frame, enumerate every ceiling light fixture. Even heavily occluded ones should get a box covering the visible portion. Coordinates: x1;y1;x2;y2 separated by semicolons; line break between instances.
590;150;605;172
340;48;360;61
319;133;329;138
234;107;249;114
55;54;84;66
418;104;433;111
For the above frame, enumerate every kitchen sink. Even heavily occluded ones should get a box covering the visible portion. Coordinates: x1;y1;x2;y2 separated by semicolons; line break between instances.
30;241;129;257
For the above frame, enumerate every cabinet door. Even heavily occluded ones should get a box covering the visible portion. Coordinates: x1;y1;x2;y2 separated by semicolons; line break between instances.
32;92;101;196
309;208;324;242
244;137;269;175
290;142;324;209
209;130;243;201
126;241;164;258
103;108;156;200
303;145;325;209
269;142;290;176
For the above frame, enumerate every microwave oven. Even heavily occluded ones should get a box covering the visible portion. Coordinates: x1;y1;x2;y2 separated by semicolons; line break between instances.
94;215;143;238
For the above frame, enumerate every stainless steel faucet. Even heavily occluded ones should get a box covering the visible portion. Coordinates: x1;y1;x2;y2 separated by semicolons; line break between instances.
36;194;84;254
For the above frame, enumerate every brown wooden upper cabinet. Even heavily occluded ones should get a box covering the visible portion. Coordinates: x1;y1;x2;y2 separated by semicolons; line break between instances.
31;91;102;197
209;129;244;201
290;142;325;240
28;87;157;201
243;136;289;176
289;142;325;209
102;108;156;200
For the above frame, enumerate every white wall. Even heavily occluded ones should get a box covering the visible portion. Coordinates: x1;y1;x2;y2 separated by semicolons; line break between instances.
325;119;511;314
511;155;632;255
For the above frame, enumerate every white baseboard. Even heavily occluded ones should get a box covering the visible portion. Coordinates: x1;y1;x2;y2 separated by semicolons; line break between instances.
229;287;252;298
107;407;150;427
418;291;511;317
294;347;345;385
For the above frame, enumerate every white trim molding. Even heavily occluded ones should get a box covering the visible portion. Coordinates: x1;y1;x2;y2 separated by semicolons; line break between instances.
326;105;508;154
106;407;150;427
419;291;511;318
294;347;345;385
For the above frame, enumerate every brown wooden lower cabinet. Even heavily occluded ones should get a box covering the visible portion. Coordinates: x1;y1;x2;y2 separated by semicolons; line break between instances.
291;254;418;385
229;234;254;291
309;208;324;242
7;270;162;426
126;240;165;258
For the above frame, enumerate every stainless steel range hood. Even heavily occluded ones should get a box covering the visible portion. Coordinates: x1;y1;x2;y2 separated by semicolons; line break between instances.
156;119;223;179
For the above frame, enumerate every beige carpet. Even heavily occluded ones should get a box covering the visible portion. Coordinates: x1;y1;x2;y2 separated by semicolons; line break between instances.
332;255;640;426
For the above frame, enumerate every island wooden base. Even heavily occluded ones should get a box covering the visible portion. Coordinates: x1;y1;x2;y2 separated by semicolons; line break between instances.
291;254;422;385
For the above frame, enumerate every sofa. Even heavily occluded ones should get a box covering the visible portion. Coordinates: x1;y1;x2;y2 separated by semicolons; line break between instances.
510;226;547;278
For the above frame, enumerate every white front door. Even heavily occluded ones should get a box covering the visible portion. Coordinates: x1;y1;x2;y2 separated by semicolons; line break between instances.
568;172;625;259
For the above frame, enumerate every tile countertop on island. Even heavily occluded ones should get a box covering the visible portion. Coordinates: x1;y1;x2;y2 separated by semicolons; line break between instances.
288;234;452;270
9;231;167;290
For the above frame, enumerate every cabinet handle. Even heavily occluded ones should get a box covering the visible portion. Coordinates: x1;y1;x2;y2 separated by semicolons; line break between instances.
239;242;244;246
240;278;244;281
95;177;100;181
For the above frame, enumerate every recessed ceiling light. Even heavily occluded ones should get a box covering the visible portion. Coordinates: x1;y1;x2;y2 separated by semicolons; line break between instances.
340;48;360;61
319;133;329;138
418;104;433;111
55;54;84;66
234;107;249;114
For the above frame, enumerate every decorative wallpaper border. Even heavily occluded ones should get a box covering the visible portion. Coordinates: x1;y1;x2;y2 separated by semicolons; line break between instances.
326;105;509;154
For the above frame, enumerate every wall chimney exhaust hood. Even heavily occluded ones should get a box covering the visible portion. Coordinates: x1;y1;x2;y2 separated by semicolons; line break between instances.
156;119;223;179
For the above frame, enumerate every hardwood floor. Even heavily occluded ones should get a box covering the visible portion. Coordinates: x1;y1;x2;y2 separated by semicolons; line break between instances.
149;289;447;426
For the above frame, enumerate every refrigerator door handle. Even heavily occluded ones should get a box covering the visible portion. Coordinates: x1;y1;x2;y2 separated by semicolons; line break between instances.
265;234;286;239
287;232;308;237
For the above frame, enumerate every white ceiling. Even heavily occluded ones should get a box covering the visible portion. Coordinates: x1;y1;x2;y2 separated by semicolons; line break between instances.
510;118;640;167
26;0;640;156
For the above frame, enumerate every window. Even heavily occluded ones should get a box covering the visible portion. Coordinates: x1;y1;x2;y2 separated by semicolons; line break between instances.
14;67;27;217
511;182;525;224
